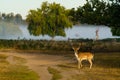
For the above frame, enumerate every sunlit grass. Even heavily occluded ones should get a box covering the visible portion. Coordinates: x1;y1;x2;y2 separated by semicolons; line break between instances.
0;54;39;80
58;53;120;80
68;67;120;80
48;67;62;80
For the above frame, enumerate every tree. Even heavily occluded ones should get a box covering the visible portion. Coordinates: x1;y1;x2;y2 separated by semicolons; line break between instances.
68;8;77;24
5;13;14;22
26;1;72;38
82;1;94;24
2;13;6;20
0;12;2;20
107;0;120;36
111;27;120;36
74;0;107;24
15;14;22;24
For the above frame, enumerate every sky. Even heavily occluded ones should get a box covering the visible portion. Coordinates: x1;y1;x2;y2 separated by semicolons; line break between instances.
0;0;86;19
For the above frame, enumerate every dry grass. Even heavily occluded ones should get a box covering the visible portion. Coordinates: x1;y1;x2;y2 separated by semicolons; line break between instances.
48;67;62;80
57;52;120;80
0;50;119;80
0;54;39;80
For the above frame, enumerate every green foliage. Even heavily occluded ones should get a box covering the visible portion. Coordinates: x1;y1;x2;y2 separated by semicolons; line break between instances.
68;0;120;36
68;8;78;24
26;1;72;38
111;27;120;36
107;1;120;36
69;0;108;24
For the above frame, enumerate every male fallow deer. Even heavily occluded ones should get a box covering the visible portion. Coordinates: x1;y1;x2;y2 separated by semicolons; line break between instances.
71;42;94;69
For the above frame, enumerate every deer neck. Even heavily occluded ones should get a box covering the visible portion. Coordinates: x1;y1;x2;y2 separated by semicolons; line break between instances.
74;51;78;59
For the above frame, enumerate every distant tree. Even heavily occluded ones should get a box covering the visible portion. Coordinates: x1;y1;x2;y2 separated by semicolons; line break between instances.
0;12;25;24
15;14;22;24
26;1;72;39
2;13;6;20
5;13;14;22
1;13;15;22
0;12;2;20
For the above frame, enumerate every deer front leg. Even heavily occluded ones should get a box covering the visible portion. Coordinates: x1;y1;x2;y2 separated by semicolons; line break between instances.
78;60;83;69
88;59;92;69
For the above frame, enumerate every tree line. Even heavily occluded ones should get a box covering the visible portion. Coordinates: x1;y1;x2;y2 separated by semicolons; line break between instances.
26;0;120;37
0;12;25;24
0;0;119;37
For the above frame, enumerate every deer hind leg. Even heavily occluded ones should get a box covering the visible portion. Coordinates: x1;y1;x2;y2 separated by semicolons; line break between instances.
88;59;92;69
78;60;80;69
80;60;83;68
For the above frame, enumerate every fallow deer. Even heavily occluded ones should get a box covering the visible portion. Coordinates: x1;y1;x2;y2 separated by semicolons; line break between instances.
69;40;94;69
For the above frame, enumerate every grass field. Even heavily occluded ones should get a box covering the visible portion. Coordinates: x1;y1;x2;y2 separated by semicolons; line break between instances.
0;51;119;80
48;67;62;80
57;52;120;80
0;54;39;80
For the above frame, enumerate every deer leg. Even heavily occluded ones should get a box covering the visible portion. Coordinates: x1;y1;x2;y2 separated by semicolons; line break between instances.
78;60;81;69
88;59;92;69
80;60;83;68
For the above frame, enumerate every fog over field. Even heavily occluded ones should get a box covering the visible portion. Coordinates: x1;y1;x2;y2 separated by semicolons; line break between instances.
0;22;120;40
19;24;120;40
0;22;22;39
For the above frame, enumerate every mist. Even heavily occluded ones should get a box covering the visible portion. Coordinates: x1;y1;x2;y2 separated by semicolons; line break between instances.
18;24;120;40
0;21;119;40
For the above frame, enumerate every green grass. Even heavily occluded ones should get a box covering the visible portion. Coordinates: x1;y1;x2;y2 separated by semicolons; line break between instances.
48;67;62;80
0;54;39;80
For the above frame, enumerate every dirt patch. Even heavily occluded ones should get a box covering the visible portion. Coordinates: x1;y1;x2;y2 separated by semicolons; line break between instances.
0;51;75;80
1;50;119;80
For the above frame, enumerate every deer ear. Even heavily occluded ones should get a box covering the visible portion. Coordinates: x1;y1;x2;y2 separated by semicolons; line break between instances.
72;47;74;50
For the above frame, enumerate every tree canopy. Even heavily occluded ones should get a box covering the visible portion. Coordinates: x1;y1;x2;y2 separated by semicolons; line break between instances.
26;2;72;38
68;0;120;36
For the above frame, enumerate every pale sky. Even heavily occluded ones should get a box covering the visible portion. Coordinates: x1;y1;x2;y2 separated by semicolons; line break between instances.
0;0;86;19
